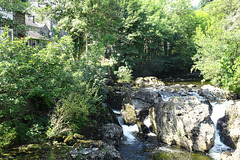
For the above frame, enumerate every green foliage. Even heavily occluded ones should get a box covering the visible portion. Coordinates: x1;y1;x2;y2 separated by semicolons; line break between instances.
193;28;240;94
0;122;16;149
0;0;29;35
0;27;109;146
0;32;75;118
192;0;240;94
39;0;120;59
26;123;45;143
0;0;29;13
194;10;211;33
112;0;199;77
114;66;133;83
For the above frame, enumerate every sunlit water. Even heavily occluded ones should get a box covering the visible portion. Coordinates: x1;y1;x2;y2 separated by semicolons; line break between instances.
208;101;234;160
116;84;234;160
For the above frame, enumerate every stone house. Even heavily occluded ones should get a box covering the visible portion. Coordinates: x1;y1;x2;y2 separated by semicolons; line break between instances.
25;15;50;47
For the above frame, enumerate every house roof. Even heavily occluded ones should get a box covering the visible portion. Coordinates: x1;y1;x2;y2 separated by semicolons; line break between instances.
27;31;48;40
25;19;40;28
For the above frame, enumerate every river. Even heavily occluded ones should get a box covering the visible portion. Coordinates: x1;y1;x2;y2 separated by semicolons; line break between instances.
115;82;234;160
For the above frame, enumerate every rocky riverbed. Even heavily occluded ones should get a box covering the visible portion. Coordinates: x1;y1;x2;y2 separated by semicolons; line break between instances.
1;76;239;160
110;76;240;160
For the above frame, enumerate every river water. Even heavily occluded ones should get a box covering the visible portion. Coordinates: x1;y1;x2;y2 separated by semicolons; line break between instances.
115;83;234;160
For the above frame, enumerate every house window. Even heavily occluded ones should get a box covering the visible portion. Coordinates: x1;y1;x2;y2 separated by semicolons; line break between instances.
32;40;36;47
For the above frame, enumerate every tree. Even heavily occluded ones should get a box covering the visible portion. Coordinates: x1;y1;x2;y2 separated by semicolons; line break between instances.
112;0;199;77
192;0;240;94
39;0;121;60
0;0;29;35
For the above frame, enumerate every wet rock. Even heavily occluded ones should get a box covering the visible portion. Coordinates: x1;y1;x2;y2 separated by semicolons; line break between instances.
198;85;231;100
79;142;122;160
149;96;215;152
137;122;150;140
99;123;123;146
135;76;165;87
217;100;240;158
121;89;162;124
221;142;240;160
217;116;236;149
64;141;123;160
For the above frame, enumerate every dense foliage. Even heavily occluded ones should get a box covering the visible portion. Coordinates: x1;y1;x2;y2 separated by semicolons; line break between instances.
0;0;29;35
192;0;240;95
0;0;239;151
112;0;199;77
0;29;108;148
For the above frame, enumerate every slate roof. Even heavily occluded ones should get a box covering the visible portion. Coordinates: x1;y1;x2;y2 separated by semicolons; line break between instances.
27;31;48;40
25;19;40;28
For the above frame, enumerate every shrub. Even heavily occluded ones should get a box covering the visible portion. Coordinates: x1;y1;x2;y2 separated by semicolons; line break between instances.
114;66;133;83
192;28;240;95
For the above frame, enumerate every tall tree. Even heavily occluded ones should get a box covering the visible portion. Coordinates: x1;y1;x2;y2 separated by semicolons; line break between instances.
39;0;121;60
192;0;240;94
113;0;199;77
0;0;29;31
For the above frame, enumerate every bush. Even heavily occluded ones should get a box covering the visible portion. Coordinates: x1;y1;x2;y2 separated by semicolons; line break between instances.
0;122;16;149
0;28;109;146
114;66;133;83
192;28;240;95
0;33;76;118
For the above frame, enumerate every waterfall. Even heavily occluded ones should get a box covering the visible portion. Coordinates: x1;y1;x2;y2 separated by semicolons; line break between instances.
143;115;156;136
113;109;139;144
209;101;233;159
112;85;235;160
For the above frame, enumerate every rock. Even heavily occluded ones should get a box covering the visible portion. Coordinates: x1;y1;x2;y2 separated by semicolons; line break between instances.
137;122;150;140
217;100;240;153
99;123;123;146
82;142;122;160
198;85;230;100
68;141;122;160
221;142;240;160
106;86;125;110
135;76;165;87
121;89;162;124
149;96;215;152
217;116;236;149
121;103;138;125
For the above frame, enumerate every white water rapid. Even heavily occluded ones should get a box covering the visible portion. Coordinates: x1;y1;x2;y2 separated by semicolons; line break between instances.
112;88;235;160
113;109;139;144
209;101;234;159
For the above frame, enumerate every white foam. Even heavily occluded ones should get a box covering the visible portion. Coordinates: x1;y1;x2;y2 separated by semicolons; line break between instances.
122;124;139;144
209;101;234;159
112;109;121;115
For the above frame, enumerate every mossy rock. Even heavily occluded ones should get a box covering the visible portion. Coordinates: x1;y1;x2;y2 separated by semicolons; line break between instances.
64;135;75;145
73;133;85;139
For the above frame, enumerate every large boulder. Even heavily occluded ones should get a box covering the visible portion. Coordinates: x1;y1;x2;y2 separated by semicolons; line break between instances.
149;96;215;152
198;85;231;101
217;101;240;149
99;123;123;147
70;141;122;160
135;76;165;88
218;100;240;159
121;89;162;124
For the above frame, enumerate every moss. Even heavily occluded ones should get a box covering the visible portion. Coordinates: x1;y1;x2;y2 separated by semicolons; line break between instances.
64;135;74;144
74;133;85;140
